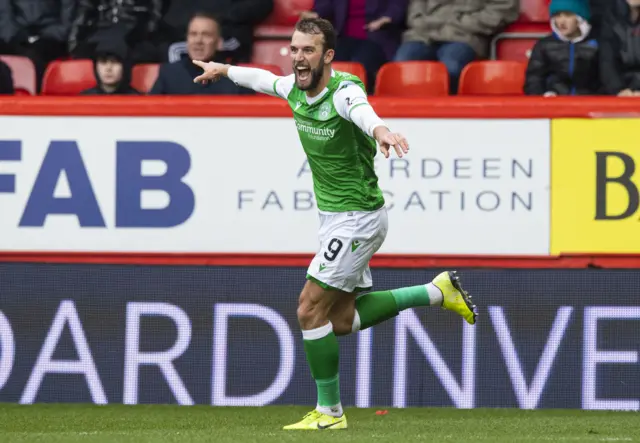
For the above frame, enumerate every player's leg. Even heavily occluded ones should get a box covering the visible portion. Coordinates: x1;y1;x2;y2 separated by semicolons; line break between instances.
283;280;349;431
329;209;477;333
351;271;477;333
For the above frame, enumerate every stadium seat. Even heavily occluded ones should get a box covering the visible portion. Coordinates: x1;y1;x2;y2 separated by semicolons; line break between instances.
238;63;284;76
131;64;160;93
374;61;449;97
458;61;527;96
518;0;550;22
490;23;550;60
0;55;36;95
41;59;96;95
251;40;293;75
332;61;367;88
255;0;312;38
495;38;538;61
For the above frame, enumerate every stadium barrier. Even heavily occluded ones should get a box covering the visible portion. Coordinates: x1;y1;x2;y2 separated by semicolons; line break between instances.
1;96;639;409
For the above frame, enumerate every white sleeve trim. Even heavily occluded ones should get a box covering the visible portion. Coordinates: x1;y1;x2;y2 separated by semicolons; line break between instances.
227;66;294;98
273;75;296;100
333;81;386;138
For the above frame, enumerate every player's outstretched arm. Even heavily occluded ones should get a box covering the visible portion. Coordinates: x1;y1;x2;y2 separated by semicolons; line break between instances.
333;82;409;158
192;60;285;97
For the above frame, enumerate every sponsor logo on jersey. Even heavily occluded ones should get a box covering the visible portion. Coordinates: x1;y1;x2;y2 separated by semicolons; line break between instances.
295;121;336;139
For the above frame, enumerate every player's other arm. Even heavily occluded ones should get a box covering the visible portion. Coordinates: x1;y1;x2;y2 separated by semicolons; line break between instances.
333;83;409;158
192;60;290;98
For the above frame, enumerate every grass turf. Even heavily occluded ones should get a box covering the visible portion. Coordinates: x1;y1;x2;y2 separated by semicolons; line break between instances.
0;404;638;443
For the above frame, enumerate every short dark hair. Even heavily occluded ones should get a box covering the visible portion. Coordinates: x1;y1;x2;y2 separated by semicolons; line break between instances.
189;11;221;28
294;18;336;52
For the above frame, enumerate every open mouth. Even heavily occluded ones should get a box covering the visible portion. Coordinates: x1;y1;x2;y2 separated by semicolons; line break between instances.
296;65;311;82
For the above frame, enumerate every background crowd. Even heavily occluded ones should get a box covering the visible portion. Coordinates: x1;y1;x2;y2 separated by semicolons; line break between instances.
0;0;638;97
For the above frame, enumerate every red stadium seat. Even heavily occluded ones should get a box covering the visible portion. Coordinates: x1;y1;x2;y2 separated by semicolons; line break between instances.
255;0;312;38
519;0;550;22
490;23;550;60
495;38;539;61
458;61;527;96
332;61;367;88
239;63;284;76
251;40;293;75
131;64;160;93
374;62;449;97
41;60;96;95
0;55;36;95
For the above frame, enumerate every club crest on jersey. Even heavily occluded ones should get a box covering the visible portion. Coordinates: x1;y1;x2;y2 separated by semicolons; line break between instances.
317;102;332;121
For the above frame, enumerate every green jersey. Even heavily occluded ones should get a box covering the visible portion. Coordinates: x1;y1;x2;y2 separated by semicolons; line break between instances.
273;70;385;213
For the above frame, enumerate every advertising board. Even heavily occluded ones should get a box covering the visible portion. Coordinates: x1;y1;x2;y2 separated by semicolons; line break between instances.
0;116;550;255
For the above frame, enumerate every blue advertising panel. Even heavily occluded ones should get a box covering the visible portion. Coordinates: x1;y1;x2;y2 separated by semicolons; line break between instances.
0;264;638;410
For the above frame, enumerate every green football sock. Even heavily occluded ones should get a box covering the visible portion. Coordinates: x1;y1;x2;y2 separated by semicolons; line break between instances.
302;322;341;408
355;284;443;331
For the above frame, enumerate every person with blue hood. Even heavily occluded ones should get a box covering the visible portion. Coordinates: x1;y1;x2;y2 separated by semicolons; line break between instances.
524;0;600;96
81;39;140;95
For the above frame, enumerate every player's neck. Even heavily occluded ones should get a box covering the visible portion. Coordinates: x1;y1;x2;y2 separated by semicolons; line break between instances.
305;67;332;98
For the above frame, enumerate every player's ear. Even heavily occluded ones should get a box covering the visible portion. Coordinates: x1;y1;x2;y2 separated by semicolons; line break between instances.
324;49;334;64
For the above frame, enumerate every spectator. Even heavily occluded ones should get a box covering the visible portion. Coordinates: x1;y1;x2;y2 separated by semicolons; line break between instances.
69;0;163;63
0;0;76;90
599;0;640;96
81;40;140;95
0;59;14;94
394;0;519;93
300;0;408;92
159;0;273;64
150;12;251;95
524;0;599;96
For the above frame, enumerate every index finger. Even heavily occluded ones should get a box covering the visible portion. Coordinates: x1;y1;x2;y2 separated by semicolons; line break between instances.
192;60;207;69
393;133;409;152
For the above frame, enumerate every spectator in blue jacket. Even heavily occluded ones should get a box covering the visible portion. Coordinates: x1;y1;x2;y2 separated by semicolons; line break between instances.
301;0;408;91
524;0;600;96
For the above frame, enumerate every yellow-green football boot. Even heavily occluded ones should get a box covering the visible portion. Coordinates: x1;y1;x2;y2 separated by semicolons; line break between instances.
283;410;347;431
432;271;477;324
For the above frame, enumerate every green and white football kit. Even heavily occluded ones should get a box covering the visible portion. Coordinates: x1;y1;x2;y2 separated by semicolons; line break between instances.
231;67;389;292
225;65;476;431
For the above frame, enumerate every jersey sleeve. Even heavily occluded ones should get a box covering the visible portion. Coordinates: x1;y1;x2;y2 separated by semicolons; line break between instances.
273;75;296;100
227;66;294;99
333;81;387;138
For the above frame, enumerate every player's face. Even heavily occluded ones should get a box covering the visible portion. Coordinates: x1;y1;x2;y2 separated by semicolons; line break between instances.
290;31;332;91
187;17;220;61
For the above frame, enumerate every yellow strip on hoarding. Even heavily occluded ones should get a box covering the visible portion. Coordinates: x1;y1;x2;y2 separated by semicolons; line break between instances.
551;118;640;254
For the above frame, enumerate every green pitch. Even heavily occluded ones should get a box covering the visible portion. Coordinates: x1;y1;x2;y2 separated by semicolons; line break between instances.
0;404;638;443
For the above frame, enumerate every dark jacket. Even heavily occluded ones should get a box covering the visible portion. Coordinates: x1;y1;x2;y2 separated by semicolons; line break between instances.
599;0;640;94
313;0;408;61
0;60;14;94
149;57;253;95
524;34;600;95
161;0;273;63
70;0;162;49
81;39;140;95
0;0;76;43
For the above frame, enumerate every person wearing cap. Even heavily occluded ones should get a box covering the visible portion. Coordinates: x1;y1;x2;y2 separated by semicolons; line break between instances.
524;0;600;96
81;39;140;95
